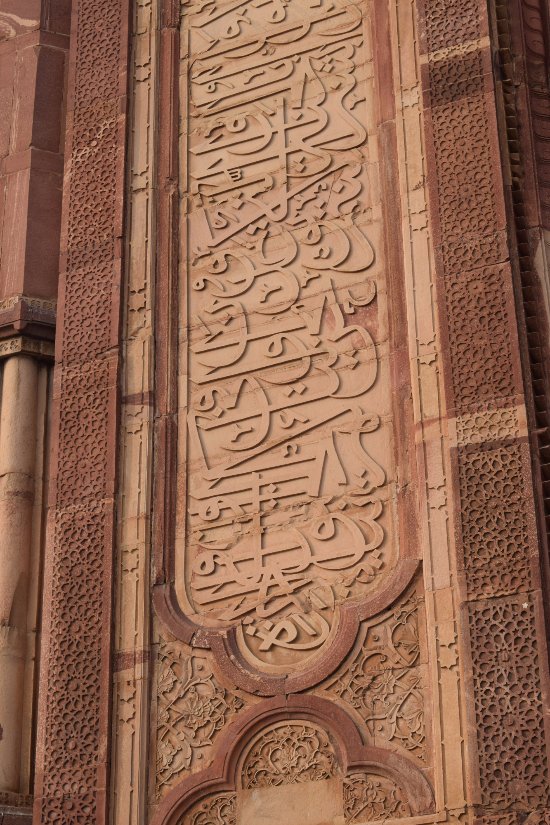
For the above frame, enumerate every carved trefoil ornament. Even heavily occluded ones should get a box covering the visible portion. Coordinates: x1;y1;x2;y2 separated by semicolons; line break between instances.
241;722;337;788
155;708;433;825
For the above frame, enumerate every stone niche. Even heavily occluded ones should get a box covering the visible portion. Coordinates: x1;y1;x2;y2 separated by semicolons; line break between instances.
179;719;422;825
151;697;434;825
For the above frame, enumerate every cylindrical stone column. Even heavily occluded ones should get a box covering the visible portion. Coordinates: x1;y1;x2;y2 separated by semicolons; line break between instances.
0;355;39;793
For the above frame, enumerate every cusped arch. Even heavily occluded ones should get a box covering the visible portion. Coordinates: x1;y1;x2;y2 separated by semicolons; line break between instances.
150;695;435;825
153;559;420;696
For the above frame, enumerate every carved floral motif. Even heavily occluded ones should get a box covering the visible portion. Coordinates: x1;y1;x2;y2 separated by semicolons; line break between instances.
156;642;244;792
324;597;425;758
343;773;411;823
242;722;337;788
181;792;237;825
165;712;435;824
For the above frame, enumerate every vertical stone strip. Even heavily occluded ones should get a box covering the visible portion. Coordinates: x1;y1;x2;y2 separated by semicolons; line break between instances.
389;0;468;816
0;356;39;795
520;0;550;229
33;0;130;823
110;0;156;822
417;0;550;818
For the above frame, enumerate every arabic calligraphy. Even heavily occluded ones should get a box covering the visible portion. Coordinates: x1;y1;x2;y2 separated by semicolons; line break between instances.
176;0;398;668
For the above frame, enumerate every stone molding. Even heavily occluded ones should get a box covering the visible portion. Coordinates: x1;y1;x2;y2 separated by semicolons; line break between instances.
0;336;54;361
417;0;550;815
149;695;435;825
153;562;420;696
0;295;56;343
0;292;58;360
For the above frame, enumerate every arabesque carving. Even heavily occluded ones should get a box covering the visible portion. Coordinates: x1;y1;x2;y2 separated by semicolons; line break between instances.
241;722;337;788
180;792;237;825
156;643;245;793
323;595;425;759
149;697;435;825
343;772;411;823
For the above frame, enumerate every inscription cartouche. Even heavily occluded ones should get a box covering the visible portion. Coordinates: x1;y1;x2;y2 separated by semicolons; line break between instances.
175;0;399;670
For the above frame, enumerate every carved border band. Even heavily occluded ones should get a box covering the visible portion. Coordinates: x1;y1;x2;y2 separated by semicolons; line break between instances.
149;695;435;825
33;1;130;823
417;0;550;816
110;0;157;823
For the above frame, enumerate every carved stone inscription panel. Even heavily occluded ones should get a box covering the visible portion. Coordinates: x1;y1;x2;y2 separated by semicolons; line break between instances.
174;0;402;675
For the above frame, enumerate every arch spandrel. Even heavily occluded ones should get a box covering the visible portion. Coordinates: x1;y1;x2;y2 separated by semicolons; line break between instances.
150;697;435;825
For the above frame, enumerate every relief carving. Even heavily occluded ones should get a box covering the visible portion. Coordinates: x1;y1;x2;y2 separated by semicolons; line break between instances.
156;642;245;793
35;0;130;818
468;597;550;808
419;0;550;815
457;443;534;599
241;722;337;788
181;792;237;825
343;772;411;823
168;0;407;681
322;595;426;760
454;407;520;445
149;698;435;825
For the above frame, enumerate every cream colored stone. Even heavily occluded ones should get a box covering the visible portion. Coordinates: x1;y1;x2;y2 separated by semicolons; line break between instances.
0;355;39;793
173;0;402;676
239;778;344;825
110;1;156;823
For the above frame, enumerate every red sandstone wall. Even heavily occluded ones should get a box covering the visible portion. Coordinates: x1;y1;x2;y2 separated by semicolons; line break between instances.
0;1;70;820
28;0;550;824
0;0;70;300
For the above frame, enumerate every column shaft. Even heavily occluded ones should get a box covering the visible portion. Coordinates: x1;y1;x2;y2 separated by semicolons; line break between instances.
0;355;39;793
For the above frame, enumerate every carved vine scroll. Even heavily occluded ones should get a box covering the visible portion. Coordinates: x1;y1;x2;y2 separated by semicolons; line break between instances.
150;697;434;825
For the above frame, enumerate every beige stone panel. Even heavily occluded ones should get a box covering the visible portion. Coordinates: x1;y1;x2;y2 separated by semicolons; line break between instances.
174;0;405;677
110;0;156;823
0;355;38;793
239;778;344;825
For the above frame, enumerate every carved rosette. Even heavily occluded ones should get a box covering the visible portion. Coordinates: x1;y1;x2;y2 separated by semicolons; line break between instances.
241;723;337;788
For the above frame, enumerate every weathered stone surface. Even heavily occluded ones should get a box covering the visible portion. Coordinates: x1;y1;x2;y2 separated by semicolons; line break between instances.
0;0;547;822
